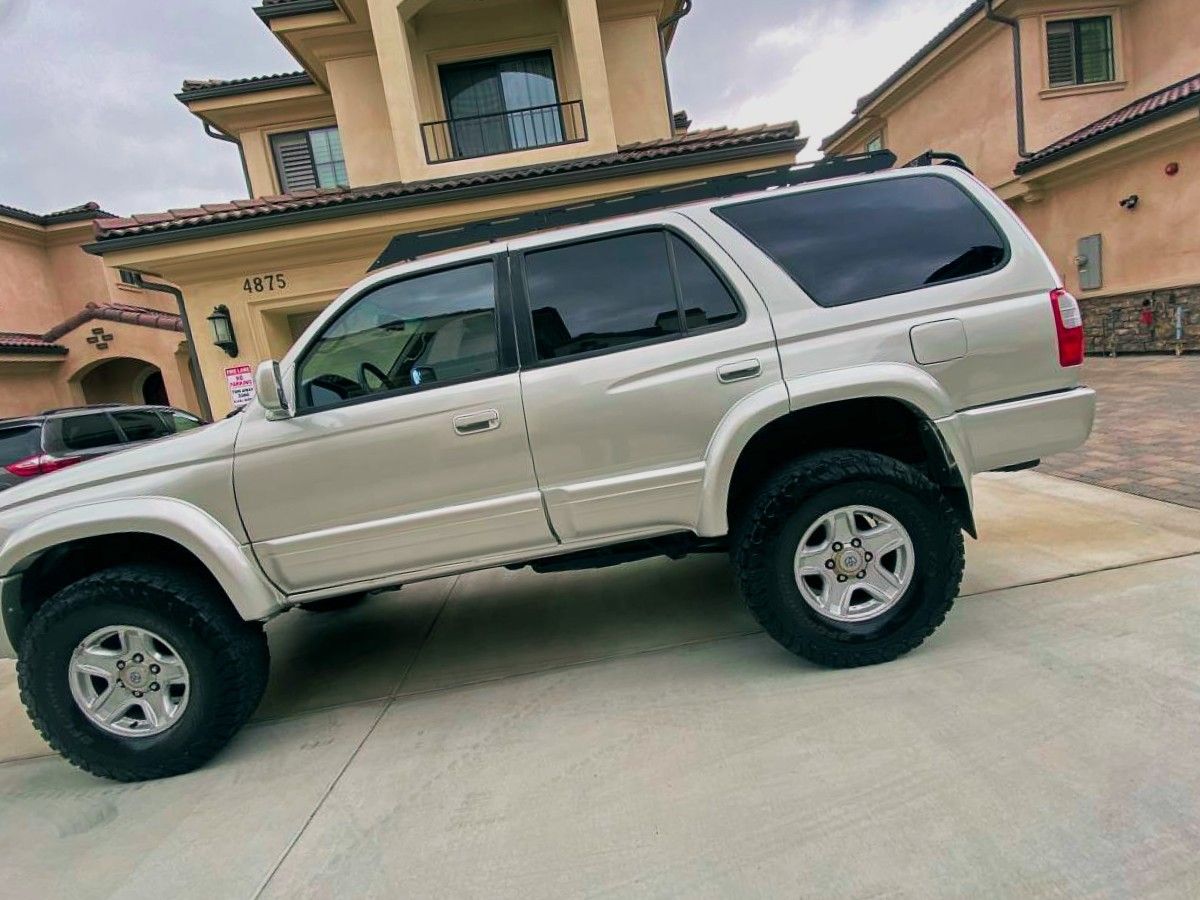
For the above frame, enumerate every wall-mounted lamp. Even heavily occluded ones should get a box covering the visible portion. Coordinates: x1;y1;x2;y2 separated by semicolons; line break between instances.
207;305;238;357
1118;194;1139;211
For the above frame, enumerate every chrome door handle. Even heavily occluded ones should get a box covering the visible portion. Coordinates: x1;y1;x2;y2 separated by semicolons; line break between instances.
717;359;761;384
453;409;500;436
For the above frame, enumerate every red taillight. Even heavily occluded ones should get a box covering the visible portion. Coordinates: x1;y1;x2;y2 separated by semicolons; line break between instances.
1050;288;1084;367
3;454;84;478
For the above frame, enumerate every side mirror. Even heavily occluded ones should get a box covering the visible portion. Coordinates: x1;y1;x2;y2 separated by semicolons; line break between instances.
254;360;291;420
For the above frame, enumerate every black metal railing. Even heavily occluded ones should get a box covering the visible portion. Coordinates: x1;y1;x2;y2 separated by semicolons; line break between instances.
421;100;588;164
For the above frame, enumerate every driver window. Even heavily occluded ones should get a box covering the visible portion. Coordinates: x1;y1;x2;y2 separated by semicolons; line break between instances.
296;261;499;411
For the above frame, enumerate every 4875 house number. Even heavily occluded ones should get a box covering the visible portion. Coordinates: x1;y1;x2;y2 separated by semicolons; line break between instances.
242;273;288;293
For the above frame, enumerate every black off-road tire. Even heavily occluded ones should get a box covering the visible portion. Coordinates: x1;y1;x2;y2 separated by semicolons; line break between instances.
733;450;964;668
298;591;372;613
17;563;270;782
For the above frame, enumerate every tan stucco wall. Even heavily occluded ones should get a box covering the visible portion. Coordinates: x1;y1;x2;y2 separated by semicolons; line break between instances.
0;359;71;418
599;12;671;146
0;219;201;418
327;54;403;187
1017;128;1200;299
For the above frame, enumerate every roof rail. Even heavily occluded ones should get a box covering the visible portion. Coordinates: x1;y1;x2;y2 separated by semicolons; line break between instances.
903;150;973;172
38;403;126;415
370;150;898;270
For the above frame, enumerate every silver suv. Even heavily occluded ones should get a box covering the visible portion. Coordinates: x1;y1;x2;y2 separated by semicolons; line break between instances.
0;162;1095;781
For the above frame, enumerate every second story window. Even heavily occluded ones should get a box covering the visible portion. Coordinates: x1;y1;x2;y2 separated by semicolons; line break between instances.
1047;17;1115;88
865;133;884;153
270;126;347;193
423;50;586;163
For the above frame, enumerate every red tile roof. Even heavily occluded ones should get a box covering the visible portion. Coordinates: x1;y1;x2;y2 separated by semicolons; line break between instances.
1;303;182;356
0;201;114;226
0;333;67;355
91;123;804;244
42;303;183;343
1016;72;1200;173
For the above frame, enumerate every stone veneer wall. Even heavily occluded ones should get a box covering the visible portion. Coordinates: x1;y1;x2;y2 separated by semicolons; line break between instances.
1082;285;1200;355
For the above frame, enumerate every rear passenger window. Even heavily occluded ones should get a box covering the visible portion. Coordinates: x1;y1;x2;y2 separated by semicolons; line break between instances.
670;234;741;329
60;414;121;451
715;175;1007;307
113;410;170;442
0;426;40;466
523;230;741;362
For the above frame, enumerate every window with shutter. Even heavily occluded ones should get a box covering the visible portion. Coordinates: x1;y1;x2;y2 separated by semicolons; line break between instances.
1046;17;1114;88
269;126;348;193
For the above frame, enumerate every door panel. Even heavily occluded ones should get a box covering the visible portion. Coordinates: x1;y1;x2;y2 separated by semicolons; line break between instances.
515;223;781;542
236;375;553;593
234;255;555;594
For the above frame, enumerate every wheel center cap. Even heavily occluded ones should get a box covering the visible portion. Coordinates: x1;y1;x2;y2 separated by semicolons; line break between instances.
123;665;149;689
835;549;863;574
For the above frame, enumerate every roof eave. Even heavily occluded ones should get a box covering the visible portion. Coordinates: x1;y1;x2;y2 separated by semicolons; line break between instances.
85;135;805;256
1015;94;1200;174
253;0;340;22
175;73;316;104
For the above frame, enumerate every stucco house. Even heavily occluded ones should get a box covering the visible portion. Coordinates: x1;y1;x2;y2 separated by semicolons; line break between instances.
822;0;1200;355
83;0;804;417
0;203;201;419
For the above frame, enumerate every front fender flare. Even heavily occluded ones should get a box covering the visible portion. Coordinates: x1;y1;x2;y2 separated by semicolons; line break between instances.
0;497;284;621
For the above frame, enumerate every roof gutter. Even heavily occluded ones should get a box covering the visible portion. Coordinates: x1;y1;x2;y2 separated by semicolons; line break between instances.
658;0;694;133
132;277;213;421
203;123;254;198
985;0;1033;159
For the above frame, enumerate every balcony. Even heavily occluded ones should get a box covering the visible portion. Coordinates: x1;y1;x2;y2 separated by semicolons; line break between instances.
421;100;588;164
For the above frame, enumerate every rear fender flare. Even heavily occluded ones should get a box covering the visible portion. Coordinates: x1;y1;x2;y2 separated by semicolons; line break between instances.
696;364;975;537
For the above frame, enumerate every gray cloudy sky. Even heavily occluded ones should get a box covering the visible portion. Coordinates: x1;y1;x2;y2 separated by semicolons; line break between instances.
0;0;967;216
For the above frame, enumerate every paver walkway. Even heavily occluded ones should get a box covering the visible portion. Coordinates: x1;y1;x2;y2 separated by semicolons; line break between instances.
1040;355;1200;508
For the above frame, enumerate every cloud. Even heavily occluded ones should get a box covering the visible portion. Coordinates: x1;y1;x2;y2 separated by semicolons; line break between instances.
672;0;970;158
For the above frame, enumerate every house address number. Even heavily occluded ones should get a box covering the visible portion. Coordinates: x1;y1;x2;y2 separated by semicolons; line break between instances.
242;273;287;293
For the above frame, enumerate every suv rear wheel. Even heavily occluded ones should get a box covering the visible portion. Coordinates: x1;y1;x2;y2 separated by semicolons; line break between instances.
17;564;269;782
733;450;964;668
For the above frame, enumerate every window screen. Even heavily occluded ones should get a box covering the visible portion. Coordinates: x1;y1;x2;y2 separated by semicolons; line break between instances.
0;426;40;466
270;126;348;193
715;175;1007;307
1047;17;1114;88
113;410;170;442
60;415;121;451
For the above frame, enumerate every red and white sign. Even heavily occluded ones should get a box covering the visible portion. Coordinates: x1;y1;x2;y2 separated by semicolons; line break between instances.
224;364;256;407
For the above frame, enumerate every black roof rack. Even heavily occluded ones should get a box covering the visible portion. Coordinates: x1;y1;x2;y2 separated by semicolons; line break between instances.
903;150;972;172
370;150;898;270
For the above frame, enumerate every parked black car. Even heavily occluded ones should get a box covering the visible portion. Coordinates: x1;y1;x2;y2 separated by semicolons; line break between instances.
0;404;205;491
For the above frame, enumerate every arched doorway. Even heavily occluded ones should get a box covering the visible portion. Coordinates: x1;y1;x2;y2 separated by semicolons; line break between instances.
74;357;167;407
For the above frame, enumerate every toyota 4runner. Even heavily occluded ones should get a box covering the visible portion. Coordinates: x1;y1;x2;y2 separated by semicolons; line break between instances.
0;159;1095;781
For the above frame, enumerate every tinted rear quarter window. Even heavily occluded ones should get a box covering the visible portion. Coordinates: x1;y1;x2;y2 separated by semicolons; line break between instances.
163;411;204;433
0;426;41;466
715;175;1007;307
113;410;171;442
60;414;122;451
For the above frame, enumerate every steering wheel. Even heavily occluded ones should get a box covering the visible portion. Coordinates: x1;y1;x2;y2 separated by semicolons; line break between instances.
358;362;394;393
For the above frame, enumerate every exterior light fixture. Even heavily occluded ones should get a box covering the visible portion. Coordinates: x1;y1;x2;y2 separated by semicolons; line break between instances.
207;305;238;357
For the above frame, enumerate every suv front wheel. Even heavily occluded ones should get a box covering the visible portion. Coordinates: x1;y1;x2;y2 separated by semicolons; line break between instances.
733;450;964;668
17;564;269;782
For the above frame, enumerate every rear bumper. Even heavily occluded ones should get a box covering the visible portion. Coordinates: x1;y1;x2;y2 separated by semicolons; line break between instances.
942;387;1096;476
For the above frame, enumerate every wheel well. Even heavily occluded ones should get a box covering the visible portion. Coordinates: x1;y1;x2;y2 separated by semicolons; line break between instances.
8;534;224;648
726;397;974;536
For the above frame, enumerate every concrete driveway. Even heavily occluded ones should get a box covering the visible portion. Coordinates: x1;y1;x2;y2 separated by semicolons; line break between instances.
2;472;1199;898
